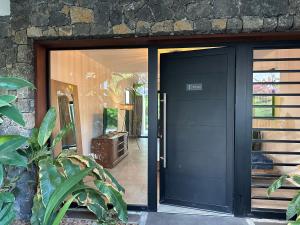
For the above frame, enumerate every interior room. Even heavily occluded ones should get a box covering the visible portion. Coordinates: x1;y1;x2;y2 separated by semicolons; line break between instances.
50;49;148;205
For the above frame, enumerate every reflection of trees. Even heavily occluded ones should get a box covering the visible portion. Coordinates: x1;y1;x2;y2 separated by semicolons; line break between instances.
103;72;147;106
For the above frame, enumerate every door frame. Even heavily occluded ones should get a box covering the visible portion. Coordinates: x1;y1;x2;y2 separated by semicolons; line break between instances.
35;34;300;219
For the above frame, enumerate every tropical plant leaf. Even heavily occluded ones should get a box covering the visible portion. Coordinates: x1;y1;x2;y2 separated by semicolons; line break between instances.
0;192;15;225
267;175;289;197
0;95;16;107
57;158;81;178
289;221;300;225
0;192;14;203
76;189;107;220
95;180;127;223
38;107;57;147
0;77;35;90
292;175;300;186
0;135;27;151
51;123;73;150
61;154;106;180
287;192;300;220
0;135;28;167
103;168;125;194
52;194;79;225
0;150;28;167
31;194;45;225
43;166;95;225
0;165;3;186
0;105;25;126
38;158;64;206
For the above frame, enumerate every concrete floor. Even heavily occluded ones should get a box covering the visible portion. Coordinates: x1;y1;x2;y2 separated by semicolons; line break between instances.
129;212;287;225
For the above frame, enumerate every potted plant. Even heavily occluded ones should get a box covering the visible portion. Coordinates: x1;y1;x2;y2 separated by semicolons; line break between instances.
29;107;127;225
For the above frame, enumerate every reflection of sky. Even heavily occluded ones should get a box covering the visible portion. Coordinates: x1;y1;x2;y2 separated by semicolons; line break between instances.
253;72;280;82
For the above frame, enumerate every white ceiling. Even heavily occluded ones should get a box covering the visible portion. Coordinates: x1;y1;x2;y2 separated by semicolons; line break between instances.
0;0;10;16
80;49;148;73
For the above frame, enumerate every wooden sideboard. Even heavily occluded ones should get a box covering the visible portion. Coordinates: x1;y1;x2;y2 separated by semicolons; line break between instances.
91;132;128;168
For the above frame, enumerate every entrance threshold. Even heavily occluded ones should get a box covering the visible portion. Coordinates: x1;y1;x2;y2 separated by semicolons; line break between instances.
158;204;233;217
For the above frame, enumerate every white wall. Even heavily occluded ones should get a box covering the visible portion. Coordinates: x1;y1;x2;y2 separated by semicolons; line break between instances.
0;0;10;16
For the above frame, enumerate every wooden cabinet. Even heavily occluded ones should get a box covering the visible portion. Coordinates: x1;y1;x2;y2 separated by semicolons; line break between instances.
91;132;128;168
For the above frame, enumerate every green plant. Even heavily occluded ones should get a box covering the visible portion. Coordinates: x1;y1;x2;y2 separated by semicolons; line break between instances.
0;76;34;225
268;174;300;224
30;107;127;225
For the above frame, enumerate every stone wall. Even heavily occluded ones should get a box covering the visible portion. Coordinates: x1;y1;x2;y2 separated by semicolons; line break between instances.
0;0;300;135
1;0;300;221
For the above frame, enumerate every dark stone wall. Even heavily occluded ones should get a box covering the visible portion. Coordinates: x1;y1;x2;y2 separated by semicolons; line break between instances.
1;0;300;220
1;0;299;136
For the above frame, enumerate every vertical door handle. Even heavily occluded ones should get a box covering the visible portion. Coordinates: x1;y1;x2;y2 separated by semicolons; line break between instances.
160;93;167;168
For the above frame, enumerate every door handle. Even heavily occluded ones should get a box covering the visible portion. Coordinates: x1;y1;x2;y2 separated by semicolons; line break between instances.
161;93;167;168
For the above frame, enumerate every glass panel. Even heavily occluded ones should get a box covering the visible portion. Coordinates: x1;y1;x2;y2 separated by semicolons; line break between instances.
253;119;300;129
251;199;289;210
253;130;300;141
252;48;300;212
254;61;300;71
254;72;300;82
253;84;300;94
253;107;300;117
50;49;148;205
252;188;297;199
254;49;300;59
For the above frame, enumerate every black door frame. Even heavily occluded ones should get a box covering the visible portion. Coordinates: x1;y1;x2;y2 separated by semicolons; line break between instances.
41;39;300;219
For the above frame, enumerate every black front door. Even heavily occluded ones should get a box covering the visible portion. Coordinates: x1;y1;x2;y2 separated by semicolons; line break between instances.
159;47;235;213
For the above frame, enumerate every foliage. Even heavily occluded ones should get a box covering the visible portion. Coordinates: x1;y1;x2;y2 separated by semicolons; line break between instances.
0;192;16;225
0;76;34;225
30;107;127;225
268;174;300;224
0;77;34;126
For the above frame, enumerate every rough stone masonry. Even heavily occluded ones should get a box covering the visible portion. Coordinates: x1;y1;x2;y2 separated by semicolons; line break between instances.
1;0;300;222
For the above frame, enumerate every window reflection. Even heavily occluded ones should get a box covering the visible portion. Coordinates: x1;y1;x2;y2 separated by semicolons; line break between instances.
252;48;300;211
50;49;148;205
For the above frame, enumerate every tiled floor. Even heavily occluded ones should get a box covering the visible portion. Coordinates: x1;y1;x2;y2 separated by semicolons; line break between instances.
109;138;148;205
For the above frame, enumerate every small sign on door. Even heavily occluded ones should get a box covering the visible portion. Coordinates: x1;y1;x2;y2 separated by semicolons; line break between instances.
186;83;203;91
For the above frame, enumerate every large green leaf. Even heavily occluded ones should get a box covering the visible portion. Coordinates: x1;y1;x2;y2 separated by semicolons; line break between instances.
0;105;25;126
0;135;28;167
52;194;79;225
76;189;107;220
31;194;45;225
0;150;27;167
95;180;127;223
61;154;106;180
0;203;15;225
0;135;27;151
0;77;34;90
0;165;3;186
51;123;73;150
287;192;300;220
43;166;95;225
57;158;81;178
103;168;125;194
38;158;64;206
38;107;57;147
267;175;289;196
0;192;15;225
0;95;16;107
292;175;300;186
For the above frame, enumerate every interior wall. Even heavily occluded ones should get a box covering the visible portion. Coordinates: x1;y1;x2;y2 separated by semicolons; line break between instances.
50;50;138;155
